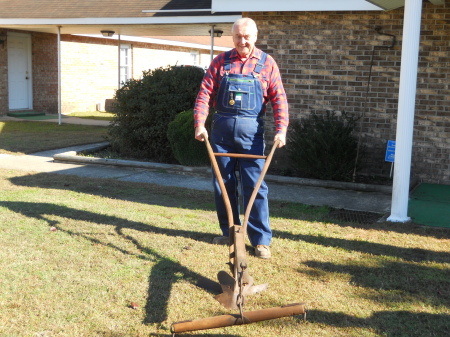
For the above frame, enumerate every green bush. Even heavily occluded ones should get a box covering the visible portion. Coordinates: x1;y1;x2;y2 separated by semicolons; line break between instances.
287;110;362;181
167;109;212;166
108;65;205;163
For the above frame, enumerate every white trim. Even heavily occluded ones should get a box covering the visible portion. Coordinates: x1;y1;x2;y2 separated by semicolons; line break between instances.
0;15;241;25
142;9;213;13
211;0;382;11
75;34;231;52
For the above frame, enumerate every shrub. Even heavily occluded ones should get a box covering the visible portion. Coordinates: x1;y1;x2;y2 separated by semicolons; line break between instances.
167;109;212;166
287;110;362;181
108;65;205;163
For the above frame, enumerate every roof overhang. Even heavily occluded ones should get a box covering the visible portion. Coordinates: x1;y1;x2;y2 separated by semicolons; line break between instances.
0;15;241;36
76;34;233;51
364;0;405;10
211;0;385;12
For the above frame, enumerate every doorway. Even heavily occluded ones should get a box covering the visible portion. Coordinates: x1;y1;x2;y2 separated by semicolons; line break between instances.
7;32;33;110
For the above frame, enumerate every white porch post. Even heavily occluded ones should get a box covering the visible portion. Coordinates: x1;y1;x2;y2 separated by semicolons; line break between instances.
57;26;62;125
118;34;121;89
210;24;215;62
387;0;423;222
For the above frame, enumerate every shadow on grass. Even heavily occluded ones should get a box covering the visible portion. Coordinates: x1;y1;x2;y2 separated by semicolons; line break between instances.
302;260;450;308
303;309;450;337
9;172;450;241
0;200;222;327
270;231;450;264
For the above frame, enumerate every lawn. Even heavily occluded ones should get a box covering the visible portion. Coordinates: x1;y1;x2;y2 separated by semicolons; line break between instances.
0;119;449;336
66;111;115;121
0;168;449;337
0;121;108;155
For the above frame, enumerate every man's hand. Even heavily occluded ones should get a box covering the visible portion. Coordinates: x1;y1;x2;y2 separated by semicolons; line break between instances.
195;126;208;141
274;133;286;148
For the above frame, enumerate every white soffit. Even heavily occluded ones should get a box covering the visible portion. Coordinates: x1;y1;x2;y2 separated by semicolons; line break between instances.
365;0;405;10
212;0;383;12
75;34;232;51
429;0;445;5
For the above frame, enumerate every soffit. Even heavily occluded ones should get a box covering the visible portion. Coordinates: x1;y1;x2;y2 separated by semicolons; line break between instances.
365;0;405;10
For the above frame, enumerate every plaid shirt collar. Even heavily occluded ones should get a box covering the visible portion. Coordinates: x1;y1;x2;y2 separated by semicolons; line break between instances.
229;48;263;61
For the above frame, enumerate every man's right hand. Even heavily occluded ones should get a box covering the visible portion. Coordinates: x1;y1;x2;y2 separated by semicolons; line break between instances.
195;126;208;141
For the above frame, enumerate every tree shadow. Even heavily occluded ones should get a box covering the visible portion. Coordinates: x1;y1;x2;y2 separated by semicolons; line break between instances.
0;200;222;326
271;230;450;264
9;172;450;241
303;309;450;337
302;260;450;307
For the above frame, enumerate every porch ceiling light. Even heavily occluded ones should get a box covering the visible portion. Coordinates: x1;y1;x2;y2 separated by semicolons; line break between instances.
209;29;223;38
101;30;115;37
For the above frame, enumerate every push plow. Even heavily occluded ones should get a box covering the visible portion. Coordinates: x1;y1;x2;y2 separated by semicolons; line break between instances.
171;134;306;335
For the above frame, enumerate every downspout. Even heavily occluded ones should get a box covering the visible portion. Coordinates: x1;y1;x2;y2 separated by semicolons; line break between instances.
57;26;62;125
387;0;423;222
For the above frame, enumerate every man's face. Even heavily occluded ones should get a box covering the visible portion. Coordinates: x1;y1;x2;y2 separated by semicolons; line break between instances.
232;23;257;58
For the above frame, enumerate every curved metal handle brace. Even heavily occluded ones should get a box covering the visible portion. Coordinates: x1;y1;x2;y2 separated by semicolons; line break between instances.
202;132;236;266
241;139;280;235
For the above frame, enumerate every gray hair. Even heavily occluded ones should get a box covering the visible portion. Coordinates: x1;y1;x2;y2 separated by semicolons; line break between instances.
232;18;258;34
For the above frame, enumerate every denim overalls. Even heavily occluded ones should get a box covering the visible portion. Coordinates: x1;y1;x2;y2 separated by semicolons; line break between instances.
211;51;271;247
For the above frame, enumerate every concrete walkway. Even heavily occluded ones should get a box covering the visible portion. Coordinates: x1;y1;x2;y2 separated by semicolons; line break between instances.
1;114;392;214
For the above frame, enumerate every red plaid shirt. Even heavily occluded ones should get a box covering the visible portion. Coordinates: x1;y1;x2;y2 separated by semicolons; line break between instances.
194;47;289;134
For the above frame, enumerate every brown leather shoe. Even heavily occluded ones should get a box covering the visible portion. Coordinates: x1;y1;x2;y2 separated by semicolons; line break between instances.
255;245;271;259
212;236;229;245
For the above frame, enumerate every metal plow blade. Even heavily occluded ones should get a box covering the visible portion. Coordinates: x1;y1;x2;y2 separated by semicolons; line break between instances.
215;270;268;310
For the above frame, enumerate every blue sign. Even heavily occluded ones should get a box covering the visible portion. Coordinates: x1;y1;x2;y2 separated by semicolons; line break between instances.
385;140;396;162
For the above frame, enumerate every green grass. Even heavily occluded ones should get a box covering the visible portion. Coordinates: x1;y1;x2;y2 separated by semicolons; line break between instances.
0;121;108;155
0;168;449;337
1;119;449;336
66;111;115;121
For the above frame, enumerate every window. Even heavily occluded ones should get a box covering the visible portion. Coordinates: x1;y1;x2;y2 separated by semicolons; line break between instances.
190;51;199;66
120;44;131;86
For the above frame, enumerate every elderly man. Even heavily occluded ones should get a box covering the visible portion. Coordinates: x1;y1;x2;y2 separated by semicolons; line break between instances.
194;18;288;259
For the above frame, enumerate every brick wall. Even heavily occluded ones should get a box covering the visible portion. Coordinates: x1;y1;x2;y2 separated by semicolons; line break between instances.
32;32;59;114
61;36;118;113
61;35;218;113
248;1;449;184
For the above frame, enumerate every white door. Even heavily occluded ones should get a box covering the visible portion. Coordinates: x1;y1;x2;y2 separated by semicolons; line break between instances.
8;33;32;110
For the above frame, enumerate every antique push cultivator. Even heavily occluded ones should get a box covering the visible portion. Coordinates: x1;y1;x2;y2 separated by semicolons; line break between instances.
171;134;306;335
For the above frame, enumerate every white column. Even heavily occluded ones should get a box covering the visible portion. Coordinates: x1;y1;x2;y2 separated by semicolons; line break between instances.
210;25;215;62
118;34;121;89
57;26;62;125
388;0;423;222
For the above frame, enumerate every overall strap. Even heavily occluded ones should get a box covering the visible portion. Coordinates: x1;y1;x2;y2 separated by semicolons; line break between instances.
223;50;232;72
253;52;267;74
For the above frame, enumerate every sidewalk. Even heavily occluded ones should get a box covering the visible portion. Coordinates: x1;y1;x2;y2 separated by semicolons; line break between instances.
0;147;392;215
3;114;448;227
1;114;392;215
